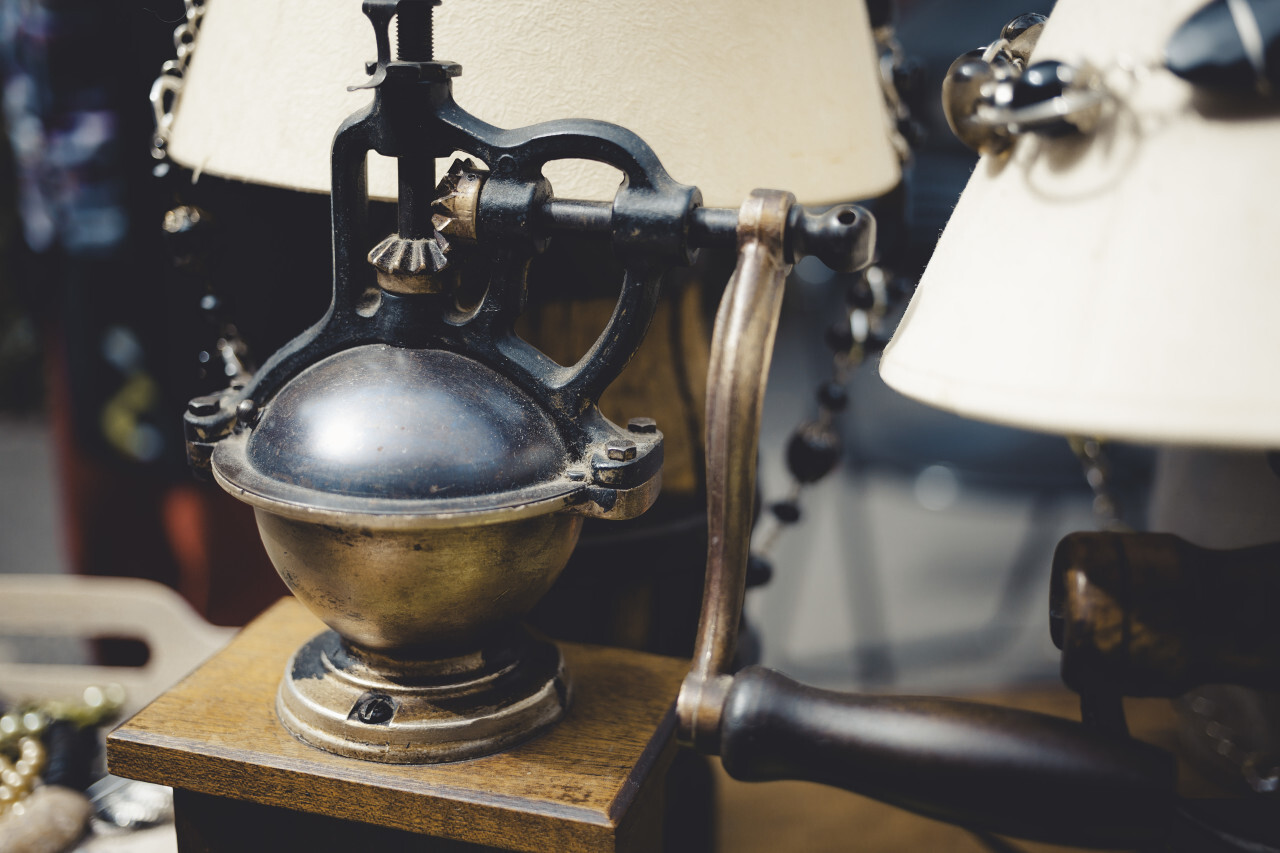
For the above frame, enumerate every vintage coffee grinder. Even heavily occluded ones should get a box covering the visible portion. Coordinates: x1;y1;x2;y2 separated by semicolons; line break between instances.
180;0;868;764
160;2;1187;847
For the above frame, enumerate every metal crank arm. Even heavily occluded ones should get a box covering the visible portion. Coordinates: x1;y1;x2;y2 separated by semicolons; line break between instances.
675;190;1177;850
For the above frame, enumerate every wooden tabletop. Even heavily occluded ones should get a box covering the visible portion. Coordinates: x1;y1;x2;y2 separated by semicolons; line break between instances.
107;598;691;853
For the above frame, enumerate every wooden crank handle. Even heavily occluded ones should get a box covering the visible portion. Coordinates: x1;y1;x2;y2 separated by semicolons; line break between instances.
719;666;1177;849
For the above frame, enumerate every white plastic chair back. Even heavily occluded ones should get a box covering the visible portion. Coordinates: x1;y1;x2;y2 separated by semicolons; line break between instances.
0;575;234;717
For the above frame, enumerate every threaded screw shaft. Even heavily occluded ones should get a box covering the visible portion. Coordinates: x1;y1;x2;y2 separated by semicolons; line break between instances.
396;2;434;62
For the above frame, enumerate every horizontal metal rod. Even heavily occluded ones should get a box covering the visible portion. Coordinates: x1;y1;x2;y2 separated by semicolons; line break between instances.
536;198;874;273
539;198;738;249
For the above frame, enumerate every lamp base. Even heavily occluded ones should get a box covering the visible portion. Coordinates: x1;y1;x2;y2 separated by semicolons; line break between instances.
276;627;568;764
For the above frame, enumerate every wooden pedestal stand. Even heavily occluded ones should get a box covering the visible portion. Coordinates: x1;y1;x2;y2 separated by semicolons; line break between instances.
107;598;691;852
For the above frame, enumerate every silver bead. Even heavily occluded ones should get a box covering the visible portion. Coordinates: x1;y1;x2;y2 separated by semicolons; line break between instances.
1001;13;1049;64
943;49;1015;156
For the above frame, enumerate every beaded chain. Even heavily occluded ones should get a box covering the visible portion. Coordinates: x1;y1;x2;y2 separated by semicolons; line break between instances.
944;3;1280;159
749;264;913;580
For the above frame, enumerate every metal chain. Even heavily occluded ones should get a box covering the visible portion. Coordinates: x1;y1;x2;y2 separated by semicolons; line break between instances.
1067;437;1130;532
751;265;897;564
149;0;206;162
872;24;914;163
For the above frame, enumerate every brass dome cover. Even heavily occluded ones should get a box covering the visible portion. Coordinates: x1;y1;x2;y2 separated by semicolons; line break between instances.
213;344;586;523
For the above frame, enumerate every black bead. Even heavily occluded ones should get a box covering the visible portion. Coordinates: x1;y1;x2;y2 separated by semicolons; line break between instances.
745;553;774;588
42;719;100;791
1166;0;1280;97
786;422;842;483
1011;60;1080;136
817;381;849;413
1012;60;1072;105
1002;13;1049;43
845;279;876;310
824;318;855;353
771;500;802;524
864;333;891;355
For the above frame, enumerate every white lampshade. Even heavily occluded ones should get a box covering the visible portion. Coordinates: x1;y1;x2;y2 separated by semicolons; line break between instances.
167;0;901;207
879;0;1280;448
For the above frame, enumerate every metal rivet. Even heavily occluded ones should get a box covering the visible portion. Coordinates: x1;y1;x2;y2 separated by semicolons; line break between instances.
606;439;638;461
236;399;257;422
355;695;394;725
626;417;658;434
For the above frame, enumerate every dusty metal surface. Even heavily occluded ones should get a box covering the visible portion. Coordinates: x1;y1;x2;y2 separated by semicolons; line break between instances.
276;627;568;764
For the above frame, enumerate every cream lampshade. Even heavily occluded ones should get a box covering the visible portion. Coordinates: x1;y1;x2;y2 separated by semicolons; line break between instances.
165;0;902;207
879;0;1280;448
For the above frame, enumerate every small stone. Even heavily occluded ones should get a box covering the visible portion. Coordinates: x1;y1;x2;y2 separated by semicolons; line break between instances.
0;786;92;853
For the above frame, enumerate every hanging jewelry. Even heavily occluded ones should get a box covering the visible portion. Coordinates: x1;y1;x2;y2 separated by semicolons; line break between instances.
944;2;1280;158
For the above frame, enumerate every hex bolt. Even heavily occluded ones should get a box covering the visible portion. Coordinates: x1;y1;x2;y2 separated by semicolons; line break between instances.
627;417;659;434
187;395;222;417
606;439;638;461
355;695;395;725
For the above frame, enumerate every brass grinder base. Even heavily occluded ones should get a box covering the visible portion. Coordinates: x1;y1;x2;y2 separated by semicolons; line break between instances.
276;628;569;764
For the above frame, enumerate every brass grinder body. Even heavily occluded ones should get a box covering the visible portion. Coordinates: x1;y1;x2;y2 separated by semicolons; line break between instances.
210;343;659;763
185;0;867;766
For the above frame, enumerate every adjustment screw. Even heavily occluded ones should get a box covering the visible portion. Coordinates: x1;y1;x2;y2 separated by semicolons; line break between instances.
627;417;658;434
354;695;395;725
606;439;638;461
187;395;221;417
